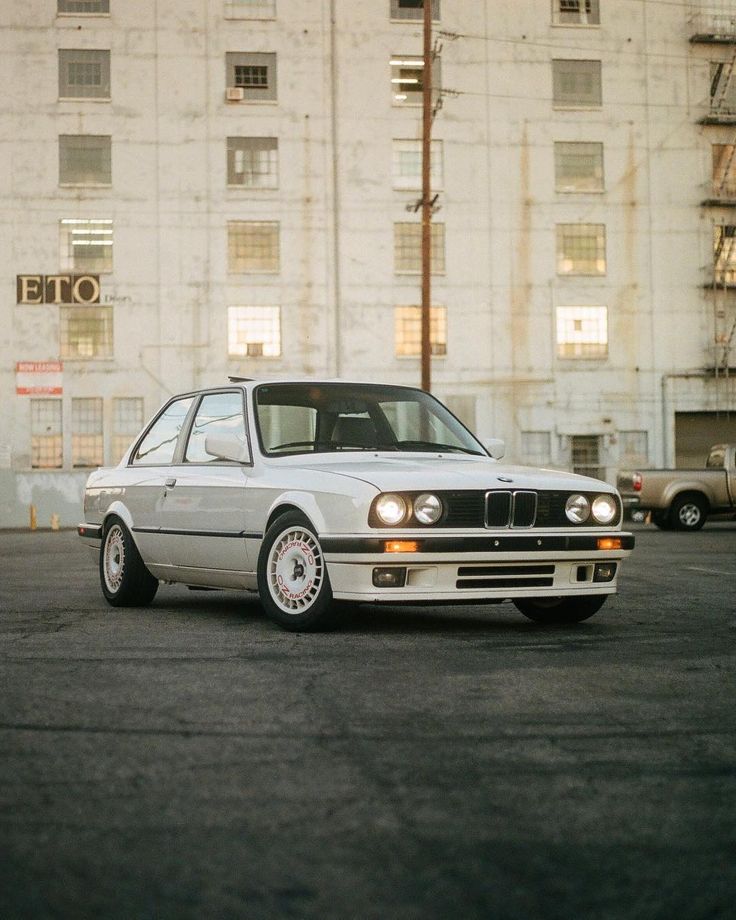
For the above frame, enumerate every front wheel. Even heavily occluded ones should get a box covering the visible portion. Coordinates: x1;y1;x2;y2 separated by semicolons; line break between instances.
257;512;337;632
513;594;607;624
100;518;158;607
669;495;707;531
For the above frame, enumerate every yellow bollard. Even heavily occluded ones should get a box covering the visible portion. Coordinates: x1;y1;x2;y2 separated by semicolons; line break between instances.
30;504;37;530
51;513;60;531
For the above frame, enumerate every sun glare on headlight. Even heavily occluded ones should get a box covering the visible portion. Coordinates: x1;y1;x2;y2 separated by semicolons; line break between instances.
592;494;617;525
375;493;407;525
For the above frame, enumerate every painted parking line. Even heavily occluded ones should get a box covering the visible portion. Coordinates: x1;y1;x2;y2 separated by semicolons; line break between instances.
685;566;736;577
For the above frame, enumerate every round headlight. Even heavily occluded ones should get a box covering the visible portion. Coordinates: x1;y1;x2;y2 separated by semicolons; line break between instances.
414;493;443;525
592;494;617;525
375;493;407;526
565;494;590;524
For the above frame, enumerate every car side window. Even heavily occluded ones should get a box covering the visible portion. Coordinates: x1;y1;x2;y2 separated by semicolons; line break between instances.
131;397;194;465
184;392;247;463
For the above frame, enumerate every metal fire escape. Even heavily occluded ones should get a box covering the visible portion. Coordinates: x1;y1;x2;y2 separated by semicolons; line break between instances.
692;2;736;412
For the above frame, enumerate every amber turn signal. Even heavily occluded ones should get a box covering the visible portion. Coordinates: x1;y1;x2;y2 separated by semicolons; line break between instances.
597;537;622;551
384;540;420;553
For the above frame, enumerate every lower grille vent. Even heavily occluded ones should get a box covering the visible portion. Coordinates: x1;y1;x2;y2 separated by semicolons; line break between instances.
456;563;555;590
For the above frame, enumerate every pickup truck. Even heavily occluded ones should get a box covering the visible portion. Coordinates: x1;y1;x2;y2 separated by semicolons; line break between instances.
617;444;736;531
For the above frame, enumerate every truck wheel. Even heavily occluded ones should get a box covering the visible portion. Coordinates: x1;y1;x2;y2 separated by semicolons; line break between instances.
652;511;672;530
513;595;607;624
100;517;158;606
669;495;707;531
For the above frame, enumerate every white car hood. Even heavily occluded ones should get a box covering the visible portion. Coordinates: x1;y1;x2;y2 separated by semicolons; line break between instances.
280;453;613;493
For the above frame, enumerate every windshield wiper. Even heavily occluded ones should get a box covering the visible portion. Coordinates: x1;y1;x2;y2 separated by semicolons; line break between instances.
394;440;484;456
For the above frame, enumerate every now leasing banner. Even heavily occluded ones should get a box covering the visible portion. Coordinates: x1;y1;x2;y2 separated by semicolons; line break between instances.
16;361;63;396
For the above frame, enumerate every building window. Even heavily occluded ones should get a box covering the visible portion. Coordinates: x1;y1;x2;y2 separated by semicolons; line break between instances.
521;431;552;465
58;49;110;100
391;55;441;106
58;0;109;12
552;59;601;107
227;221;280;272
570;434;603;479
714;224;736;284
395;305;447;356
60;306;113;359
227;137;278;188
72;398;103;468
710;62;736;117
225;0;276;18
556;223;606;275
226;53;277;101
113;398;144;462
556;306;608;359
553;0;600;25
31;400;63;469
712;144;736;199
392;139;443;190
554;142;603;192
390;0;440;21
60;219;113;273
394;222;445;273
228;306;281;357
59;135;111;186
618;430;648;467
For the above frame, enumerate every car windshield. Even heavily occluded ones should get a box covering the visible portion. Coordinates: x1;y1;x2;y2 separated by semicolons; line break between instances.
254;383;486;456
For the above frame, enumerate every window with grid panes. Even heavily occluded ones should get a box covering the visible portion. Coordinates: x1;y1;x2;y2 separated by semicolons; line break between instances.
521;431;552;465
556;223;606;275
570;434;603;479
552;59;601;107
714;224;736;283
58;0;109;12
226;53;277;101
59;49;110;99
228;222;279;272
392;139;443;190
553;0;599;25
72;398;103;468
60;306;113;359
228;306;281;357
60;219;113;273
394;222;445;273
556;306;608;359
112;398;144;462
394;306;447;356
59;135;111;185
391;55;441;106
31;400;63;469
227;137;278;188
390;0;440;21
618;430;648;467
554;142;603;192
225;0;276;18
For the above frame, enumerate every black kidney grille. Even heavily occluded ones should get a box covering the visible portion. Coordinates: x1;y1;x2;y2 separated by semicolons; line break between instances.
512;491;537;527
485;491;512;527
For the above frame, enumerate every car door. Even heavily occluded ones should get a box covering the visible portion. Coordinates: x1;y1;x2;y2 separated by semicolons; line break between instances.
156;390;254;581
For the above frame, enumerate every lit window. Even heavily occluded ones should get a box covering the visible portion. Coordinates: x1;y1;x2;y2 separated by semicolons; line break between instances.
59;135;111;185
60;219;113;273
390;0;440;21
227;137;278;188
556;306;608;359
618;430;648;466
228;306;281;357
394;222;445;273
225;0;276;18
58;49;110;99
552;59;601;107
226;53;277;101
391;55;441;106
228;221;280;272
556;224;606;275
58;0;109;12
570;434;603;479
714;224;736;284
712;144;736;198
553;0;599;25
72;398;103;468
554;142;603;192
112;398;144;462
60;306;113;359
395;305;447;357
392;139;443;190
31;400;63;469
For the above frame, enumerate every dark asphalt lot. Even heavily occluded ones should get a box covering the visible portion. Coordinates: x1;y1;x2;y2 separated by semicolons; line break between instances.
1;525;735;920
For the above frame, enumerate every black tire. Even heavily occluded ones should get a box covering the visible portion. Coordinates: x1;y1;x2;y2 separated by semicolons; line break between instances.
513;594;607;624
669;494;707;531
257;511;337;632
100;517;158;607
651;511;672;530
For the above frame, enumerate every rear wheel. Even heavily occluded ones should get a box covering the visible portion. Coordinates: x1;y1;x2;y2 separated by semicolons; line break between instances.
669;494;707;531
100;518;158;607
652;511;671;530
513;594;607;624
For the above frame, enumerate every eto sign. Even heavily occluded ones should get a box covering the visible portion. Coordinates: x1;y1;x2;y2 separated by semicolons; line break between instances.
17;274;100;305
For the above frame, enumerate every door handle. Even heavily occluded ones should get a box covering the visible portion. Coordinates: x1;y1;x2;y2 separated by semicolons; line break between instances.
165;477;177;488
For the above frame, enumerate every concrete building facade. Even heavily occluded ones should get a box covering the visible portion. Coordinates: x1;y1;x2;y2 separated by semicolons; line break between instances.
2;0;736;527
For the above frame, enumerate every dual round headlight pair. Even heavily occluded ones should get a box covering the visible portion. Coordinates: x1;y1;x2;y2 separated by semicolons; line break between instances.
565;493;618;525
375;492;443;526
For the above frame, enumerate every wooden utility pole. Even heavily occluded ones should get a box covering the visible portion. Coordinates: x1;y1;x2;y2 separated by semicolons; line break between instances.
420;0;432;392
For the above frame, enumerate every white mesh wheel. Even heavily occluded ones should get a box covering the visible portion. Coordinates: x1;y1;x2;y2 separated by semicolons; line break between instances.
266;526;325;614
103;523;126;594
